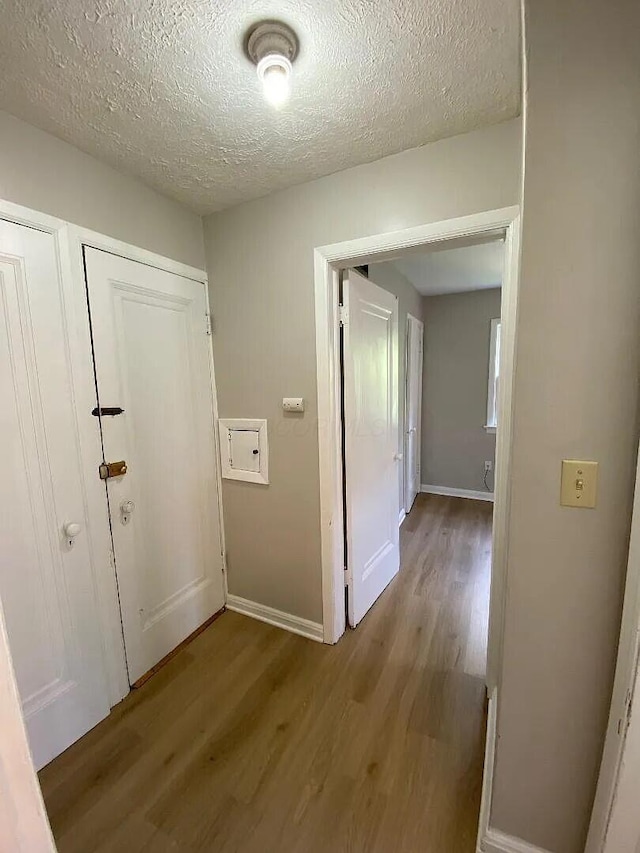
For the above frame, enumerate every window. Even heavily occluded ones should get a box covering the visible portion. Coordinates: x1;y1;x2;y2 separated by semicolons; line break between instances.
486;318;501;432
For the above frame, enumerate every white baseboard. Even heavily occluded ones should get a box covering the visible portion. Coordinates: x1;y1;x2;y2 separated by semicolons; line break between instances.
421;484;494;503
226;594;323;643
480;829;553;853
399;508;406;527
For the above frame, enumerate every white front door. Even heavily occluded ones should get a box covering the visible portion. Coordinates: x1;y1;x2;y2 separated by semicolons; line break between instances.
405;314;424;513
84;249;225;684
0;221;109;769
342;269;400;627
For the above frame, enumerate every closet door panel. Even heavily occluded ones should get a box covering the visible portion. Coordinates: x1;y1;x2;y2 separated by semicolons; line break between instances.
84;248;225;684
0;221;109;769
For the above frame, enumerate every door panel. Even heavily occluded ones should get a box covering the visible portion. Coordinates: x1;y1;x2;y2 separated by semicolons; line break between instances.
343;269;399;627
405;315;424;513
84;249;224;684
0;221;109;769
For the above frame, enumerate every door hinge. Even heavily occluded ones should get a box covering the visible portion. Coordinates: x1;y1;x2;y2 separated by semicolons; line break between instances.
344;565;352;586
205;313;212;335
339;304;348;326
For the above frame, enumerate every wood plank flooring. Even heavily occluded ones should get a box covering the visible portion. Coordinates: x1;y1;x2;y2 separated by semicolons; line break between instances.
39;494;493;853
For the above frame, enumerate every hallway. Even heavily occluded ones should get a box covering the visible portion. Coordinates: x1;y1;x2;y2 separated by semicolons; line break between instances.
39;494;492;853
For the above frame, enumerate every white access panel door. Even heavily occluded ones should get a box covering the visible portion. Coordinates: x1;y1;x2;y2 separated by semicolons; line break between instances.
230;429;260;473
84;249;225;684
0;221;109;769
405;314;424;513
343;269;400;627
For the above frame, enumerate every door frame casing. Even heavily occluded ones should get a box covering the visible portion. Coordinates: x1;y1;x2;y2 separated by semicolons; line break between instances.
404;312;424;515
313;205;522;699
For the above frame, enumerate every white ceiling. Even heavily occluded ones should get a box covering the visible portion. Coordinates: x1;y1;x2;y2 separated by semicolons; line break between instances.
0;1;521;215
388;240;504;295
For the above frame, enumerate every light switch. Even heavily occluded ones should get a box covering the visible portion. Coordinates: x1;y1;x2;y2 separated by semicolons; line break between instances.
283;397;304;412
560;460;598;508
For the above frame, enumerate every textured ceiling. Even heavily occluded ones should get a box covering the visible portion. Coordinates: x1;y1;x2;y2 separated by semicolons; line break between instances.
388;240;504;295
0;0;521;214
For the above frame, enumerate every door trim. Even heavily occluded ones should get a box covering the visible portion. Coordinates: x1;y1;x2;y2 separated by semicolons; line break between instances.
313;205;522;695
68;225;209;283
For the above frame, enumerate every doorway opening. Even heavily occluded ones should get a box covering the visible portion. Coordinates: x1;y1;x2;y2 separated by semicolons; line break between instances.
315;206;521;839
337;236;504;643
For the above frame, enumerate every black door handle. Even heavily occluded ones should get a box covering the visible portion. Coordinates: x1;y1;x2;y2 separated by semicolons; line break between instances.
91;407;125;417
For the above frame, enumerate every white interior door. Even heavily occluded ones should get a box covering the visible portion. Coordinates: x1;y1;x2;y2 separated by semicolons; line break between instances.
599;444;640;853
405;314;424;514
84;248;225;684
603;694;640;853
0;220;109;769
343;269;399;627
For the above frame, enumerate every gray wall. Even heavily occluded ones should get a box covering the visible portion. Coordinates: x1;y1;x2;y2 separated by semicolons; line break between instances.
0;111;205;268
490;1;640;851
368;262;424;515
203;118;521;624
421;288;500;493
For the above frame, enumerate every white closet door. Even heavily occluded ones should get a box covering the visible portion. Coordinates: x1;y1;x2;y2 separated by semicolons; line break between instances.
343;269;400;627
84;249;225;684
0;221;109;770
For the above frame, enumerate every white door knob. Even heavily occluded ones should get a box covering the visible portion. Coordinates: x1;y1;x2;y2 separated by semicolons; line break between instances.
120;499;135;525
394;452;404;461
63;521;82;549
64;521;82;538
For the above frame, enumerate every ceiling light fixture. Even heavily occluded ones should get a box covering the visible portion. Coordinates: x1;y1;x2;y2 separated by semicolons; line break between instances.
246;21;299;108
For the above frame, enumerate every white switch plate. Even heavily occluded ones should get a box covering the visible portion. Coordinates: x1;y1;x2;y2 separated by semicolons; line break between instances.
283;397;304;412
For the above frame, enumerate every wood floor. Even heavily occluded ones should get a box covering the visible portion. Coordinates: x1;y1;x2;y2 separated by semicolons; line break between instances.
39;494;493;853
